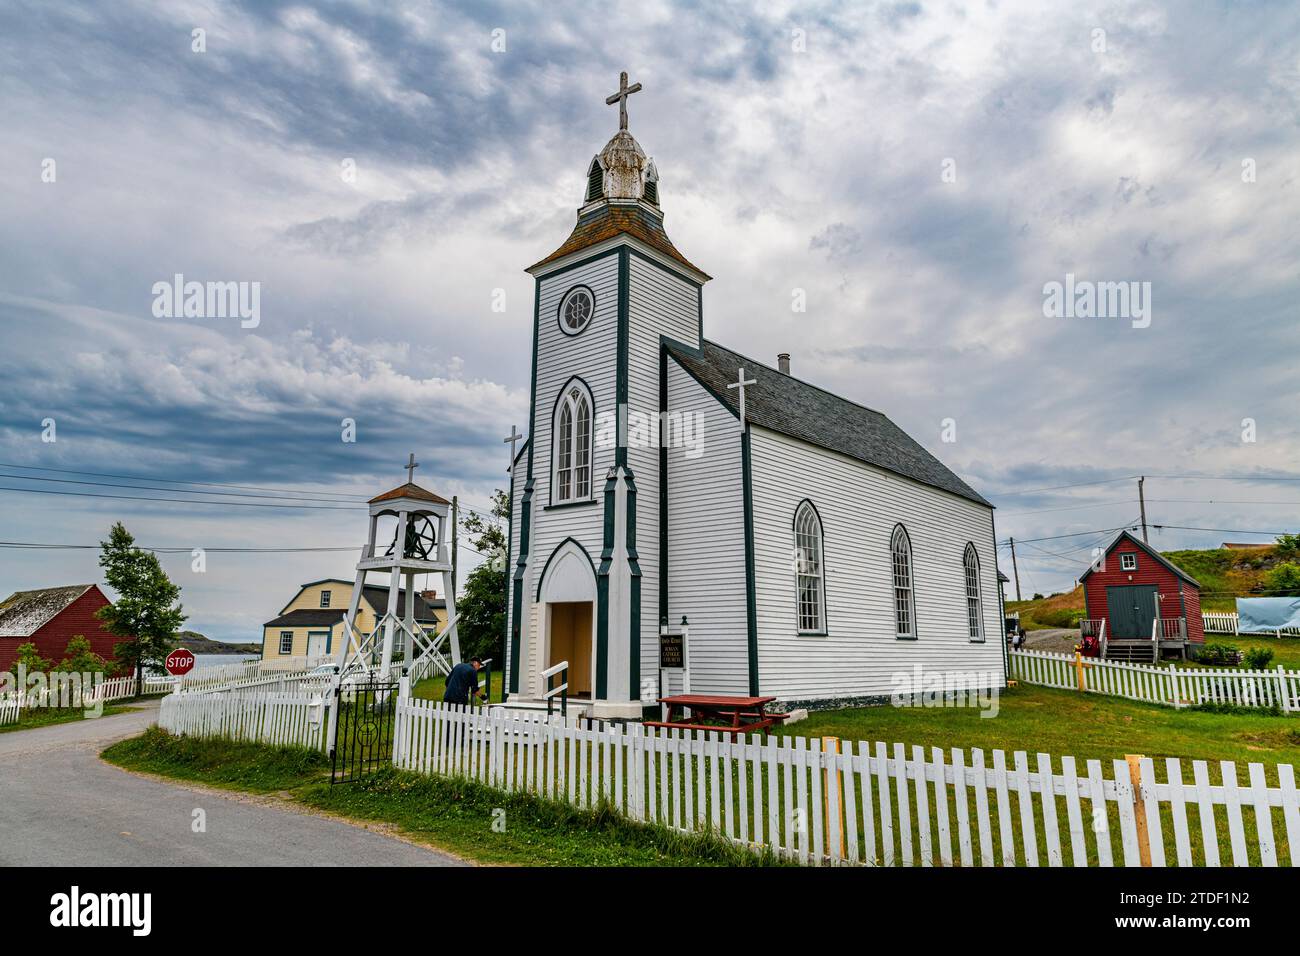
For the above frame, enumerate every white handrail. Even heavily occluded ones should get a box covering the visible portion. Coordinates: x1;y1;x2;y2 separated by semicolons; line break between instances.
541;660;569;680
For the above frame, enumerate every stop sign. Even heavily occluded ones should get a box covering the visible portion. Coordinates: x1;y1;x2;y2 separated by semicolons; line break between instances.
165;648;196;676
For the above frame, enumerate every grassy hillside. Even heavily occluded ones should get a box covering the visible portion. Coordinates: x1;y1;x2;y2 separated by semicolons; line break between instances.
1007;544;1292;626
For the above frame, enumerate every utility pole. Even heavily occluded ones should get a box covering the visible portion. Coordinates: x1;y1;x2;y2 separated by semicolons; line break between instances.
450;495;459;601
1138;476;1149;544
1009;537;1022;602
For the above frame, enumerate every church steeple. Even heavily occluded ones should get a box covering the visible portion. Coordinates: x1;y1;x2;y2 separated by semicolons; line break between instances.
528;73;707;281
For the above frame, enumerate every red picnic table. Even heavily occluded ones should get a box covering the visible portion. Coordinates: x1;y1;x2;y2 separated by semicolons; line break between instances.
646;694;788;736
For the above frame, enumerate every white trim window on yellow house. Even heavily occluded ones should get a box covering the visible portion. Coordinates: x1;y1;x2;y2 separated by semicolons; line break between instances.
260;578;447;659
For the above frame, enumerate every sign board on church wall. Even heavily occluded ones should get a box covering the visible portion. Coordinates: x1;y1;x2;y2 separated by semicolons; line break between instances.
659;634;684;669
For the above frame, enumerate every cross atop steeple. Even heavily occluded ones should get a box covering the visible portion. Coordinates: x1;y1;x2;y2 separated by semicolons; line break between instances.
605;71;642;131
404;452;419;484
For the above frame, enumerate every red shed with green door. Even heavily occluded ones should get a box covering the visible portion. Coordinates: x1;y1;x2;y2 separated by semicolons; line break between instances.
1078;530;1203;662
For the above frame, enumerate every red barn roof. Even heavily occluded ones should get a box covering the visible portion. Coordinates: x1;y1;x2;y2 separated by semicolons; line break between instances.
0;585;95;637
1078;530;1200;588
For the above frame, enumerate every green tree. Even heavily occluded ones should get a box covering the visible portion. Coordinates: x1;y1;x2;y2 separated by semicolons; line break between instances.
457;562;507;663
54;635;111;675
1275;534;1300;560
96;522;186;696
13;642;51;674
1264;561;1300;597
454;489;509;666
461;489;509;559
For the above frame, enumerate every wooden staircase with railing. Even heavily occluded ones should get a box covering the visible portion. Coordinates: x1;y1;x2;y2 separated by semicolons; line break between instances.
1095;616;1188;663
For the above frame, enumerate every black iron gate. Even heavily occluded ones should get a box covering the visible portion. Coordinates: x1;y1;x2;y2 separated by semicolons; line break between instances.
330;677;400;784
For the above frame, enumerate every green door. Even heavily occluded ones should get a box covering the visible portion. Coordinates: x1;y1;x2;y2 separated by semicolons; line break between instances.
1106;585;1158;639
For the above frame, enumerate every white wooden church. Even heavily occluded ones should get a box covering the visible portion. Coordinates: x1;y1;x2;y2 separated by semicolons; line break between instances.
504;76;1005;719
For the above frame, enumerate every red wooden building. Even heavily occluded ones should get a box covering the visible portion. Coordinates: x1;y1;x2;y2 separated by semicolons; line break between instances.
0;584;132;672
1078;531;1203;662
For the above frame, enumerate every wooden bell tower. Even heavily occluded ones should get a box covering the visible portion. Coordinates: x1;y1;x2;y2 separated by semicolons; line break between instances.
335;454;461;678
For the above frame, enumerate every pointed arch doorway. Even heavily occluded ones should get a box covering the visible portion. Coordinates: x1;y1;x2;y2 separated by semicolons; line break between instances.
536;539;596;699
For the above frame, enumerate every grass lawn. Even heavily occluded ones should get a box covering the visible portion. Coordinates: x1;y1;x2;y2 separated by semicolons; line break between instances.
0;703;132;734
101;728;782;867
1186;634;1300;670
411;670;507;704
775;682;1300;781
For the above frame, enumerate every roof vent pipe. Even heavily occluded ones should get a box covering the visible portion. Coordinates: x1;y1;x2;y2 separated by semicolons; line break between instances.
777;353;790;375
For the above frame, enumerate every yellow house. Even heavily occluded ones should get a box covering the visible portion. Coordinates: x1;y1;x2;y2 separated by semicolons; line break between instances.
261;578;447;660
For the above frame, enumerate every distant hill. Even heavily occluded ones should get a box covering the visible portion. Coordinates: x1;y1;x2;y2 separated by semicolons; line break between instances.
1007;544;1293;628
173;630;261;656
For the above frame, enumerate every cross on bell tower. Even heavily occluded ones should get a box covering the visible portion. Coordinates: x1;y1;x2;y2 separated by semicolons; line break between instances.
404;452;419;483
605;71;642;131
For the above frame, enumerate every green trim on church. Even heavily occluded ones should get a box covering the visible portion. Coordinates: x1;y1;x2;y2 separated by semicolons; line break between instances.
741;424;760;696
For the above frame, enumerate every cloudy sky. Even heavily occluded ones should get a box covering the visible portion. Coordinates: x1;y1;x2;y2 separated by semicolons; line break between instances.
1;0;1297;642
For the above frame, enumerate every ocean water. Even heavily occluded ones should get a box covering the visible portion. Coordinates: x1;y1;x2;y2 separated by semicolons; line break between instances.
189;653;259;668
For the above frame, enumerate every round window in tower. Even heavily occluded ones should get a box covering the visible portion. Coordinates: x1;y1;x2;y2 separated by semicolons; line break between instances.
558;285;595;335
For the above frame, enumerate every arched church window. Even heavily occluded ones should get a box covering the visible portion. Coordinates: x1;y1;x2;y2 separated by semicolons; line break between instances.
553;380;593;503
963;543;984;641
558;285;595;336
793;500;825;634
891;525;916;639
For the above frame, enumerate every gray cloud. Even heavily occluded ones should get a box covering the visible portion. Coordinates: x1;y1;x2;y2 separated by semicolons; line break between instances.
1;0;1299;634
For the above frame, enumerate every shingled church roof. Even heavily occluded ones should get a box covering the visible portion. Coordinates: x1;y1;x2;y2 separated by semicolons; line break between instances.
527;202;708;279
666;340;991;508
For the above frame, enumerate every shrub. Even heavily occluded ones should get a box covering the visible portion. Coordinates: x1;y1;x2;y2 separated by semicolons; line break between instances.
53;635;111;675
1196;642;1241;666
1264;561;1300;596
13;642;51;673
1243;647;1275;670
1275;534;1300;559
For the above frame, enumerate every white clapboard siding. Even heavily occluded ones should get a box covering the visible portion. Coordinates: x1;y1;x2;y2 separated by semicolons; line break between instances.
510;253;620;698
665;355;749;694
627;255;701;683
1010;648;1300;712
158;691;332;751
392;697;1300;867
748;427;1005;702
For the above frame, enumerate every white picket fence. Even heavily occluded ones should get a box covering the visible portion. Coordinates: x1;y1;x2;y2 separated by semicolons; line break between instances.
88;675;177;703
0;695;20;726
1204;612;1239;634
393;699;1300;867
179;669;333;698
1010;648;1300;711
158;691;333;750
1203;612;1300;637
176;656;330;693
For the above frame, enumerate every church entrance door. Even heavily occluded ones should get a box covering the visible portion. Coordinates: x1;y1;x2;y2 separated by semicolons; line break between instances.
546;601;593;698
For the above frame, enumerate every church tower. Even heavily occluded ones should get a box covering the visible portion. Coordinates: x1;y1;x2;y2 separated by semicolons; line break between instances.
506;73;709;719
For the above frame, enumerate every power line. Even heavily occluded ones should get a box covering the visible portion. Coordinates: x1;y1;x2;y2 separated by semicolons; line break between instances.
1145;473;1300;483
1147;498;1300;506
999;499;1134;517
0;531;494;556
1001;523;1139;545
0;461;370;500
0;486;361;510
1152;524;1294;536
0;541;358;553
987;476;1137;497
0;471;368;505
